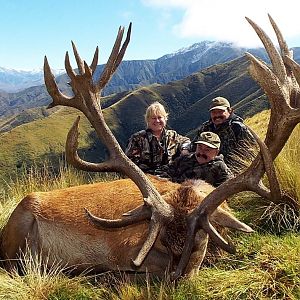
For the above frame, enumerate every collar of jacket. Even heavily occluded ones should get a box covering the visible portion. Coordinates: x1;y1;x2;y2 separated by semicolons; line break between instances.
145;128;167;142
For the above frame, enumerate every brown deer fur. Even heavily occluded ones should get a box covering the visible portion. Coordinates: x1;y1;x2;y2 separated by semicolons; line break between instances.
0;176;245;276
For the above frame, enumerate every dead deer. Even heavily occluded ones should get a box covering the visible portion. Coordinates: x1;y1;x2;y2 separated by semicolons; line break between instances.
0;23;251;277
1;15;299;279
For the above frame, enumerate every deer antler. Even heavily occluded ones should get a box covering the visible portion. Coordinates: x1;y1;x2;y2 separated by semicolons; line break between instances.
172;14;300;280
44;23;174;267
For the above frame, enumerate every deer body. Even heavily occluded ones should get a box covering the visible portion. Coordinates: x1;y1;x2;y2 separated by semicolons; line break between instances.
1;176;248;276
0;176;217;275
1;177;171;274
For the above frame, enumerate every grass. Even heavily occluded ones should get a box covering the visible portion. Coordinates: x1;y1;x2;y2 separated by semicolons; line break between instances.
227;110;300;233
0;250;106;300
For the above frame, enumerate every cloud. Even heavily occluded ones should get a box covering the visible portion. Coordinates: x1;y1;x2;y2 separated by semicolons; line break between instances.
142;0;300;47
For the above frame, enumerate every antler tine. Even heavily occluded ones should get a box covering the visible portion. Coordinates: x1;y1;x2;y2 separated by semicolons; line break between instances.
96;24;131;92
84;206;151;229
285;56;300;87
44;56;74;109
268;14;291;59
284;56;300;109
245;17;286;84
71;41;85;75
245;52;290;114
132;215;162;267
90;46;99;74
248;127;282;203
111;22;132;74
268;14;297;90
65;51;77;81
84;61;93;79
65;116;116;172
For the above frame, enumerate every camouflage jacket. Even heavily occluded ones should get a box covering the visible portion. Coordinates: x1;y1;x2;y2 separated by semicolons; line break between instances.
157;153;233;187
125;128;190;174
194;113;257;166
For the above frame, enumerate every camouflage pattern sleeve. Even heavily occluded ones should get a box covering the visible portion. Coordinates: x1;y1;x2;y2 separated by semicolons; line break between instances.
125;134;141;162
165;130;190;160
231;122;256;146
125;132;151;171
175;132;190;149
210;161;234;187
176;133;191;148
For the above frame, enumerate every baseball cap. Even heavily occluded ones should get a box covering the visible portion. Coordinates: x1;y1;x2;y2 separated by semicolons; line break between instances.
209;97;231;111
194;131;221;149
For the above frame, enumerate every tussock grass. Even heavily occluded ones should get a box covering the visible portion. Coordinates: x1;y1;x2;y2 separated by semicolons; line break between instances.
246;109;300;203
0;159;120;230
0;249;107;300
228;110;300;232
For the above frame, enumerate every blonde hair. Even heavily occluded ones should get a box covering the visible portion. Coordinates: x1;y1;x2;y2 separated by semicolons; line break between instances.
145;102;168;126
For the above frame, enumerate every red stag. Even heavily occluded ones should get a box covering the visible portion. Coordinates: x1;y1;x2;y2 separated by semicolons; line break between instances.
1;15;299;279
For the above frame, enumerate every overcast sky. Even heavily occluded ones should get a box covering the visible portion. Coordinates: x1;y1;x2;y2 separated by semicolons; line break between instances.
1;0;300;70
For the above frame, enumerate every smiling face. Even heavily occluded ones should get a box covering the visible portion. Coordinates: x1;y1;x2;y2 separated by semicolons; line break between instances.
147;114;167;134
210;108;231;126
195;143;219;164
145;102;168;136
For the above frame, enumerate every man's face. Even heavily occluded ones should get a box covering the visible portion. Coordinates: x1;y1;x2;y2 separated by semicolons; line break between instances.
195;143;218;164
210;108;231;126
148;114;167;133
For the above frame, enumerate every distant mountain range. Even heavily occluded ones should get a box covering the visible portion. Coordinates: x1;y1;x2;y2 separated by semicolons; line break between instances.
1;40;299;120
0;67;64;92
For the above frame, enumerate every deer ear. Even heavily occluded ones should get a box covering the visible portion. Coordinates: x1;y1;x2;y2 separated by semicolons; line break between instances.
211;207;254;233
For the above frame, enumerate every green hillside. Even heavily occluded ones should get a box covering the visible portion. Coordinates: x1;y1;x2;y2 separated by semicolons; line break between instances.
0;108;94;181
0;56;270;183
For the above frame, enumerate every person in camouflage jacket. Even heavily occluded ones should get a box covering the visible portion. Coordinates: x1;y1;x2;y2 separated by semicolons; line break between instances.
125;102;190;174
193;97;257;168
157;131;233;187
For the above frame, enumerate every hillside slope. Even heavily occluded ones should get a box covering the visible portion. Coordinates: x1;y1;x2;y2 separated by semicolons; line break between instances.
0;56;267;181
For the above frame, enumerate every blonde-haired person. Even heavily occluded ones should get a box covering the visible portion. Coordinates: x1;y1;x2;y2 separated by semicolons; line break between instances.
125;102;190;174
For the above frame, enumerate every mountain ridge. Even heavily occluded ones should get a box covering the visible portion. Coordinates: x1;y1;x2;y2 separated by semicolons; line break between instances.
1;41;299;119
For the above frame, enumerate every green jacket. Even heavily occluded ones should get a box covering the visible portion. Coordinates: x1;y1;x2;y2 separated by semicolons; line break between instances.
194;113;257;167
125;128;190;174
157;153;233;187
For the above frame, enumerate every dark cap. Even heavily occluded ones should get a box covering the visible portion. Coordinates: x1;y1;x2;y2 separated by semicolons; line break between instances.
194;131;221;149
209;97;231;111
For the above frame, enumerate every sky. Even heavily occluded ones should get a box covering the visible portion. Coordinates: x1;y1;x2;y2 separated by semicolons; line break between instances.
1;0;300;70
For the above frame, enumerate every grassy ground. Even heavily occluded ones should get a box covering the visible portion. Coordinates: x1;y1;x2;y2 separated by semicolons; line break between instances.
0;233;298;299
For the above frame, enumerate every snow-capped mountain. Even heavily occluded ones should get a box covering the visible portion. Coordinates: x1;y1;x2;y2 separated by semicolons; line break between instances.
0;67;64;92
